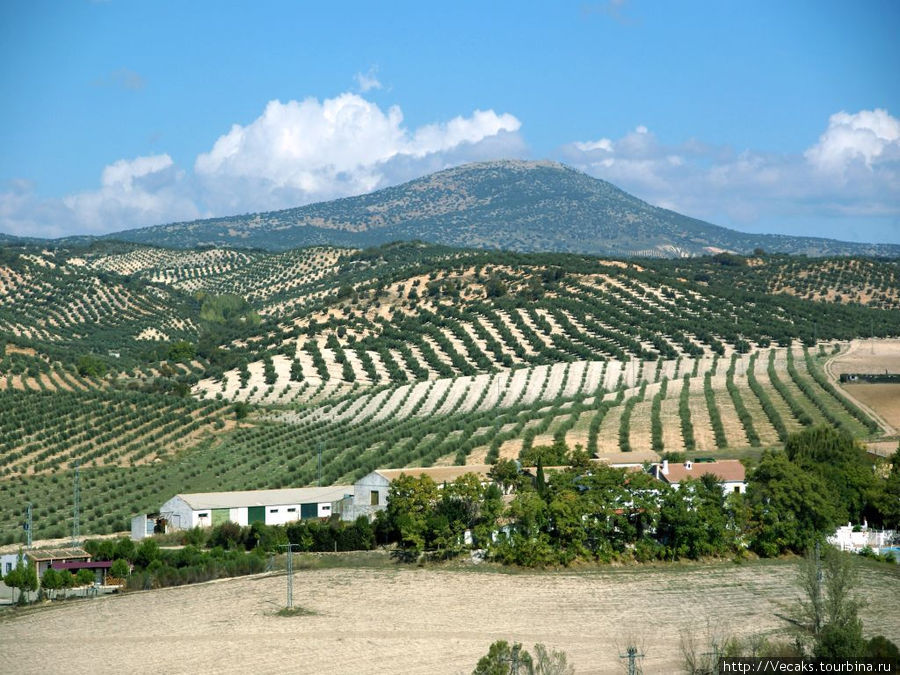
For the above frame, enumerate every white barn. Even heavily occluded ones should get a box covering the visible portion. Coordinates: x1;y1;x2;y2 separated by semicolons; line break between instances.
158;485;354;531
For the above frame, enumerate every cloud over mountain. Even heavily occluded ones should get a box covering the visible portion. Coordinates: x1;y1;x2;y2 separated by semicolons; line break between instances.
561;109;900;242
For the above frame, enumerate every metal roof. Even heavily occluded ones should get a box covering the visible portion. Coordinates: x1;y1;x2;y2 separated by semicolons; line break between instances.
51;561;112;570
173;485;354;510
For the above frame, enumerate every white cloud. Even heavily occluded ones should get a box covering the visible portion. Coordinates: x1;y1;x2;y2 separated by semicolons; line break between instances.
354;68;382;93
194;93;523;213
0;93;524;236
805;108;900;173
561;109;900;243
0;154;201;238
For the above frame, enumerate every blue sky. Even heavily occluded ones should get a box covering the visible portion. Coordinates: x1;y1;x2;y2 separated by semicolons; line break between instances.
1;0;898;243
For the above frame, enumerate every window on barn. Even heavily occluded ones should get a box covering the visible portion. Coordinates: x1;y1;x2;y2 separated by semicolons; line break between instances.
198;513;209;518
370;490;380;506
287;508;296;513
321;505;330;511
270;508;278;513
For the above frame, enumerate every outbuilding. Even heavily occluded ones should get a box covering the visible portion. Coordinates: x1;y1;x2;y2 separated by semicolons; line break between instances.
158;485;354;531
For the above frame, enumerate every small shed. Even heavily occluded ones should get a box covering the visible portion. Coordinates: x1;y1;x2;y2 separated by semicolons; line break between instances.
25;548;92;583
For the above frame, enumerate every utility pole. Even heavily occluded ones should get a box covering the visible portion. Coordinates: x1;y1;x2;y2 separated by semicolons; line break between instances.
25;502;32;549
619;645;644;675
279;543;299;609
72;461;80;546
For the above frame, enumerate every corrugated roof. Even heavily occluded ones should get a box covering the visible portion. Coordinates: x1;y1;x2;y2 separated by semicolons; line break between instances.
374;465;493;483
660;460;746;484
174;485;354;510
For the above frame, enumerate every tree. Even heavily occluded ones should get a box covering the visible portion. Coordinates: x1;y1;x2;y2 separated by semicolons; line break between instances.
489;458;520;494
785;425;877;523
75;568;95;594
746;451;840;556
473;641;533;675
3;551;37;604
385;474;439;556
135;538;160;569
795;545;867;658
110;558;130;579
473;641;573;675
40;568;62;599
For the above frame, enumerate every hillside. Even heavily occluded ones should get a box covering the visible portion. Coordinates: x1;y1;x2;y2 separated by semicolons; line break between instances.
0;241;897;539
53;160;900;258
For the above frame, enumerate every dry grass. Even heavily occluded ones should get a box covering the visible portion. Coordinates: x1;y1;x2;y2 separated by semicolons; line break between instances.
1;557;897;675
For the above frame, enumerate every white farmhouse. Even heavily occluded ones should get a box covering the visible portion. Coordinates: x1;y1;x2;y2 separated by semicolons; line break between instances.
652;459;747;494
157;485;354;531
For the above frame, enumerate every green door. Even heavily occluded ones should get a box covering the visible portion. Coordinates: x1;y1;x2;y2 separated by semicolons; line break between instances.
212;509;230;526
248;506;265;524
300;503;318;520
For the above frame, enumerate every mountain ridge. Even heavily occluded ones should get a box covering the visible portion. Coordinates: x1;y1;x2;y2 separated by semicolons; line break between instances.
6;160;900;258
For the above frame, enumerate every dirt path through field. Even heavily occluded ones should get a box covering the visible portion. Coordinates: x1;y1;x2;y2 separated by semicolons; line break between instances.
3;560;898;675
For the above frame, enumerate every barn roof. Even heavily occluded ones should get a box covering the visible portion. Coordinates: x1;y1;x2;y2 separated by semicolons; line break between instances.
373;465;493;483
173;485;354;510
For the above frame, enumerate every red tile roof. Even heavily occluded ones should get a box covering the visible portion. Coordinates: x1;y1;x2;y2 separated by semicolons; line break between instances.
659;460;745;484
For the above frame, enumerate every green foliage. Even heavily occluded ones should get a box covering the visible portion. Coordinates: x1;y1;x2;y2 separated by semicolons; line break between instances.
77;354;107;377
110;558;130;578
166;340;197;362
473;641;533;675
785;425;878;524
747;450;840;556
198;293;260;327
75;568;95;586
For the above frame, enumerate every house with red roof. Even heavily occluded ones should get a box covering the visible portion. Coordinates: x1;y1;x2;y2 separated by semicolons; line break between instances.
652;459;747;494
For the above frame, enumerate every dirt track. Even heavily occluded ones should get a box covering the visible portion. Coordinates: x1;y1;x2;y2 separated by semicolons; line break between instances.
2;559;898;674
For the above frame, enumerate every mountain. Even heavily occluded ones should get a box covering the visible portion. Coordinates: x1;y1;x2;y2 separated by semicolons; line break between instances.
96;160;899;257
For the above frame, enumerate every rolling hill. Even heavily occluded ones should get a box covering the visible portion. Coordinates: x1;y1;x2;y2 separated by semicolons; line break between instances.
0;240;897;539
21;160;897;258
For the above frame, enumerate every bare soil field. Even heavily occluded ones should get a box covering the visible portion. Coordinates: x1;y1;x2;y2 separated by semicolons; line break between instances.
844;384;900;431
828;339;900;436
2;558;898;675
830;339;900;376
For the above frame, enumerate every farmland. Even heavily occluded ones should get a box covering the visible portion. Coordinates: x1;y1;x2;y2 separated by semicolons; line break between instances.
0;241;897;540
2;556;898;674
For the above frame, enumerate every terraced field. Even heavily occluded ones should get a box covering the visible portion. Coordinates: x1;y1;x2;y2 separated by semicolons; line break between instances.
0;242;896;540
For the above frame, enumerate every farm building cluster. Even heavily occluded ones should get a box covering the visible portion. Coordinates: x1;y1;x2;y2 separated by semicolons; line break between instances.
132;459;747;539
0;547;121;590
